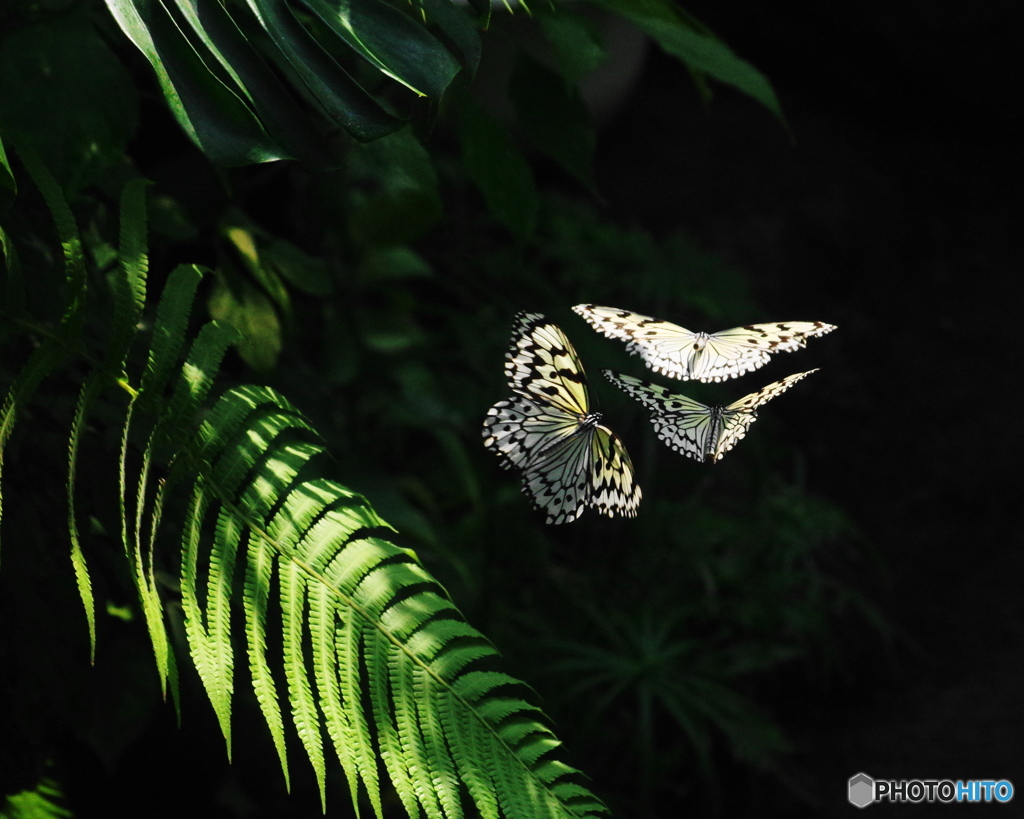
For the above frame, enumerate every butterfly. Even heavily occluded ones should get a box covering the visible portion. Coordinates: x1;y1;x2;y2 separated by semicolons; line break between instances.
603;369;818;463
483;312;641;524
573;304;835;382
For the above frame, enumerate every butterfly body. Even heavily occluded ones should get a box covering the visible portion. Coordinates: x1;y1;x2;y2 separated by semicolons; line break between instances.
483;313;640;524
573;304;835;382
604;369;818;463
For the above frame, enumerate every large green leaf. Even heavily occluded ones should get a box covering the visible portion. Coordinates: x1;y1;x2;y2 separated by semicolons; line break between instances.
595;0;784;120
421;0;483;76
105;0;476;162
106;0;291;165
171;0;338;166
301;0;463;97
240;0;403;141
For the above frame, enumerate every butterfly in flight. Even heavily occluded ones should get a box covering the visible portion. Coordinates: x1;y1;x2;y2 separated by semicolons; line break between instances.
573;304;835;382
603;369;818;463
483;312;641;524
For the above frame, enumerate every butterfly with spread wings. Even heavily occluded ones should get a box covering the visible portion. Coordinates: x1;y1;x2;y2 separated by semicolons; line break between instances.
604;369;818;463
483;312;641;524
573;304;835;382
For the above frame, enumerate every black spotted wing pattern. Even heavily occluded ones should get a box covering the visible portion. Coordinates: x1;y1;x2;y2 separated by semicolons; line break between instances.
483;313;641;523
574;304;835;382
603;369;818;463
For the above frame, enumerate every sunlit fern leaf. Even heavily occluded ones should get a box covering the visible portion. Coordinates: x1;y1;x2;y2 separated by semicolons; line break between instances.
281;558;328;810
0;773;72;819
63;178;153;661
173;384;610;817
139;264;213;398
181;491;237;749
0;146;100;644
158;320;241;455
122;270;241;696
107;178;151;373
5;168;609;819
67;378;102;660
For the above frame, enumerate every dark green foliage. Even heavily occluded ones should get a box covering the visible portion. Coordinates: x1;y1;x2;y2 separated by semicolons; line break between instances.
0;1;882;816
0;161;610;817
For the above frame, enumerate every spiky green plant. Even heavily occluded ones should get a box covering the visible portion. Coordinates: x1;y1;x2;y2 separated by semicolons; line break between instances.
0;142;606;819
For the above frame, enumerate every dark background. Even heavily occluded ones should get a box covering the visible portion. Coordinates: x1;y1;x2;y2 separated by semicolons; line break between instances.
3;2;1022;817
593;2;1022;814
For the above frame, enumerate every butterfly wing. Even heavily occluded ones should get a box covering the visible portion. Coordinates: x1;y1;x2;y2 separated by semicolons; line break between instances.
603;370;718;462
485;313;640;523
483;390;593;523
587;424;642;519
573;304;703;380
702;322;836;382
485;406;639;524
575;304;835;382
482;394;581;472
506;312;590;414
714;369;819;460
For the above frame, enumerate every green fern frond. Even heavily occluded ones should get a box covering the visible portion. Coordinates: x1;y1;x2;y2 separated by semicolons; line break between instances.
1;146;89;567
16;146;87;339
106;177;151;373
176;385;608;817
67;376;102;660
3;164;609;817
0;774;72;819
65;178;154;661
139;263;205;400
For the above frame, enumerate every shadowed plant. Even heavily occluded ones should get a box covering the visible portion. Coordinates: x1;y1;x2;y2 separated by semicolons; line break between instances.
0;148;605;818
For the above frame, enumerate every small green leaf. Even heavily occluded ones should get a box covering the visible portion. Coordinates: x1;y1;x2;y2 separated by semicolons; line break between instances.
358;246;432;283
455;91;538;241
509;53;596;191
222;224;292;318
347;127;443;246
536;7;607;84
140;263;206;399
106;178;151;372
596;0;784;121
264;239;333;296
208;275;282;372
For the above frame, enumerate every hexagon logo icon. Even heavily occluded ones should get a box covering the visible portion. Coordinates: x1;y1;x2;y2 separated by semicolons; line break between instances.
849;772;875;808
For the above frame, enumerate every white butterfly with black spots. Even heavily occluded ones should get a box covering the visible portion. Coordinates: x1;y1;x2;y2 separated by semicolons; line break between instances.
573;304;835;382
603;369;818;463
483;312;641;524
